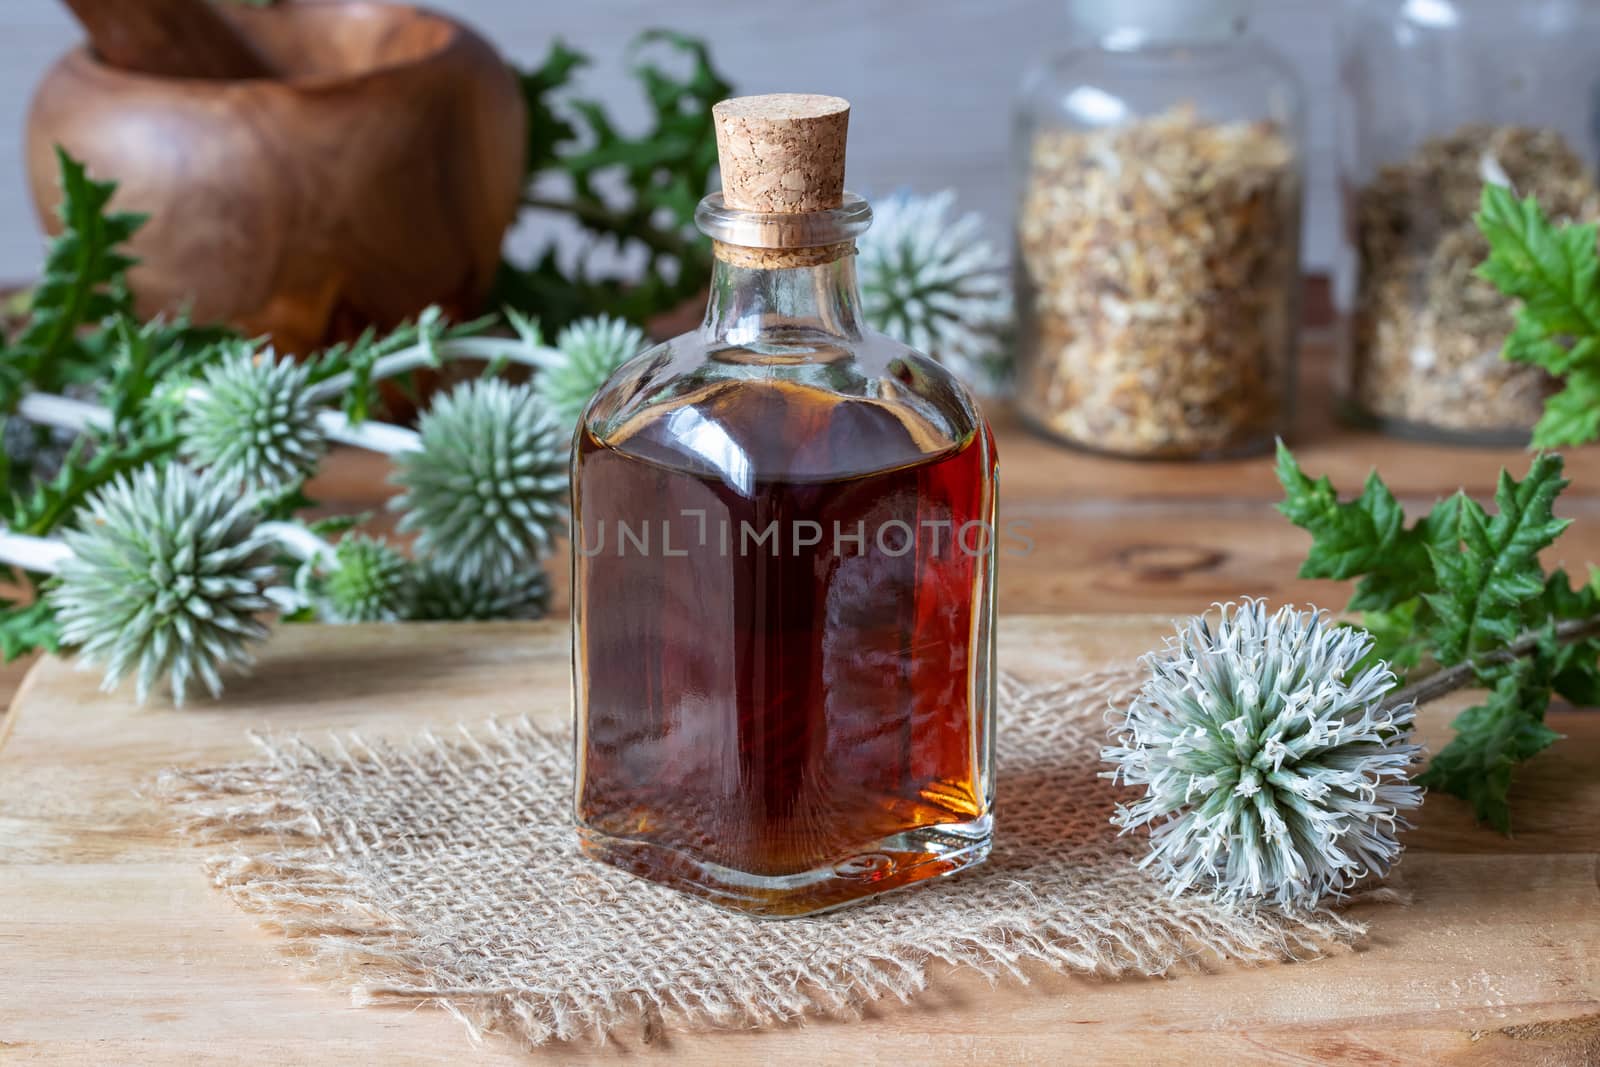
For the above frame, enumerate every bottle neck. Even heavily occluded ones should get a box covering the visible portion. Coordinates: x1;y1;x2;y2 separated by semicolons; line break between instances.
701;252;864;349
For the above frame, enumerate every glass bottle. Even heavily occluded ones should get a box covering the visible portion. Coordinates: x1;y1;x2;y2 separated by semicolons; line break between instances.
1012;0;1305;459
570;95;998;918
1339;0;1600;443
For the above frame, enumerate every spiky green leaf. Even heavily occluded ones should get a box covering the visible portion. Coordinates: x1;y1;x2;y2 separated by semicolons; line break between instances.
1474;184;1600;447
1417;648;1564;833
1275;440;1437;611
0;600;61;661
1425;455;1569;665
4;149;147;402
495;31;731;334
1277;445;1593;831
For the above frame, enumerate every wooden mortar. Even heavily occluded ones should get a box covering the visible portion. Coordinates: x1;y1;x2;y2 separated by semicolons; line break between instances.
25;1;526;354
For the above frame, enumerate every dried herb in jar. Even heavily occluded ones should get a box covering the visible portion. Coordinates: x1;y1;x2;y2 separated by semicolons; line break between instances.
1016;107;1300;459
1350;124;1600;438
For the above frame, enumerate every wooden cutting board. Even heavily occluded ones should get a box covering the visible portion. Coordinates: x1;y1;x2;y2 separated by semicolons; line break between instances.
2;617;1598;1065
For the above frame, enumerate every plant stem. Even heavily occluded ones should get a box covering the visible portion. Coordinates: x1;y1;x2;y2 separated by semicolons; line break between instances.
1382;614;1600;711
16;392;109;434
0;518;321;614
258;521;335;564
256;521;347;617
0;519;339;578
20;388;425;459
262;586;304;612
313;410;419;454
0;528;73;574
303;336;556;406
16;329;558;451
16;390;424;458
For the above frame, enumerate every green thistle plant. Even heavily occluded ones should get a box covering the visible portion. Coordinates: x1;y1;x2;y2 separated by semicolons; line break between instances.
391;379;569;583
180;345;326;494
496;31;731;333
1104;600;1424;910
536;316;646;427
857;189;1011;391
0;147;664;669
413;563;552;621
49;464;279;705
299;535;416;623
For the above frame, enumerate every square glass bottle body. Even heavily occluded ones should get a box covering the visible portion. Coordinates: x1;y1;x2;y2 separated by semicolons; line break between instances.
571;255;998;917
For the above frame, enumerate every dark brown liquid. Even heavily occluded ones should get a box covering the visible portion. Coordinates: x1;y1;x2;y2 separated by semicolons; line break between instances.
573;379;995;889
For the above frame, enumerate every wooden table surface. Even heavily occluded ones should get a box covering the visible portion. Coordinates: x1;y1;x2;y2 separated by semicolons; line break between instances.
3;338;1600;1063
2;617;1597;1065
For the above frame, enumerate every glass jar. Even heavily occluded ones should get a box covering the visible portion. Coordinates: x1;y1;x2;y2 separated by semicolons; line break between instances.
1339;0;1600;443
1012;0;1305;459
570;95;998;918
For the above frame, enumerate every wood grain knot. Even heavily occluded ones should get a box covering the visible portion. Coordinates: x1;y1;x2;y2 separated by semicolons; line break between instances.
1114;543;1226;580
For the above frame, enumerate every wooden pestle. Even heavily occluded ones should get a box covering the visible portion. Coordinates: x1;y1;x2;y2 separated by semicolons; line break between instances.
59;0;276;80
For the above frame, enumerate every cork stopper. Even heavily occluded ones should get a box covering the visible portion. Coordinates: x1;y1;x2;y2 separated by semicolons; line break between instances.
713;94;850;214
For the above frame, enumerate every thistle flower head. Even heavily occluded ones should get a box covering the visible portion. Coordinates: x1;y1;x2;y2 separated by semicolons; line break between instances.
180;345;326;495
1104;600;1424;910
412;561;552;621
49;463;279;705
536;316;646;427
299;535;415;623
857;189;1012;391
391;379;568;584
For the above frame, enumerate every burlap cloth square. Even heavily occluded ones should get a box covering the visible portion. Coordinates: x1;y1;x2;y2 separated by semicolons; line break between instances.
158;670;1369;1046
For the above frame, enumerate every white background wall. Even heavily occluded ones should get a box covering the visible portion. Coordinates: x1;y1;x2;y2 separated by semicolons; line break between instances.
2;1;1340;282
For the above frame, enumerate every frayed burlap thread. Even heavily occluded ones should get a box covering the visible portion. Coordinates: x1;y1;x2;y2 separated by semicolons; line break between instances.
158;670;1369;1046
